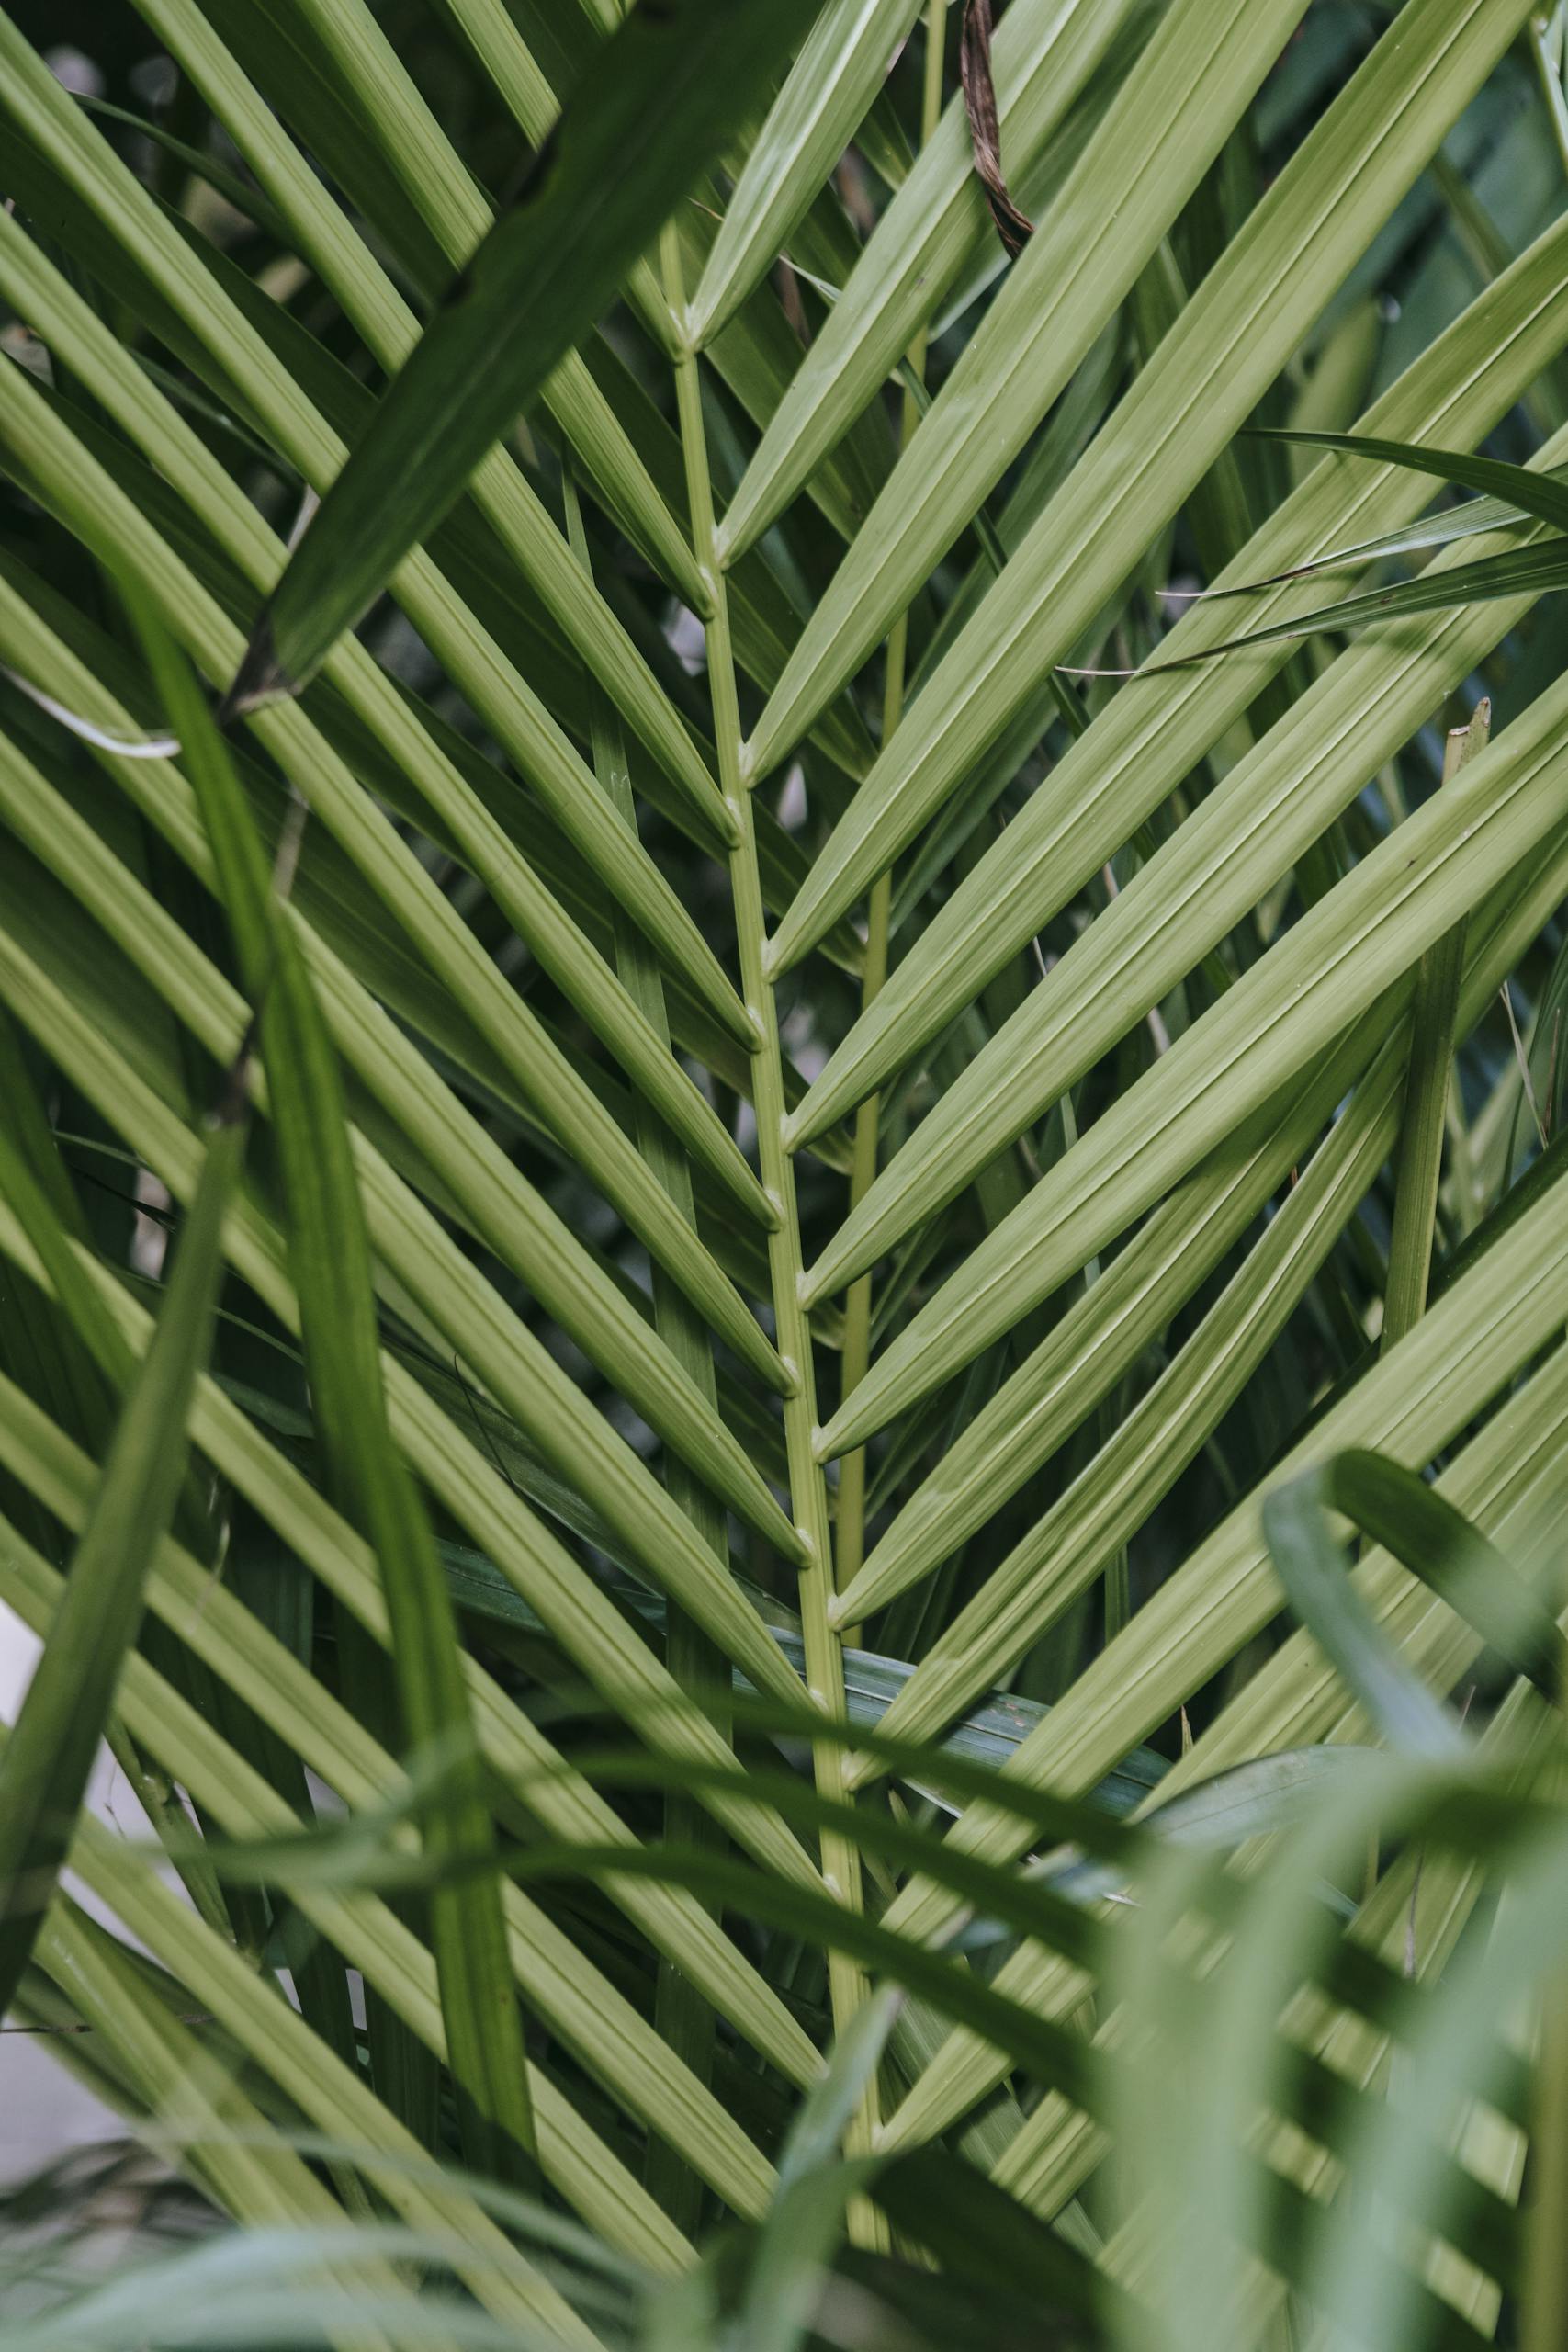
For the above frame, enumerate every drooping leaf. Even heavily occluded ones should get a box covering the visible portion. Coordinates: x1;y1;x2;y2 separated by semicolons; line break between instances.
1271;1449;1568;1711
140;613;537;2184
0;1097;245;2011
228;0;822;708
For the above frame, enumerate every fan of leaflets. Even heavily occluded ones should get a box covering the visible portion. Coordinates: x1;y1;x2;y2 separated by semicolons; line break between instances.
3;2;1568;2346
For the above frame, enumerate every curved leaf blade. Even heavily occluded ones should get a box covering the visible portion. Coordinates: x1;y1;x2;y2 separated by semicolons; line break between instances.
142;615;538;2185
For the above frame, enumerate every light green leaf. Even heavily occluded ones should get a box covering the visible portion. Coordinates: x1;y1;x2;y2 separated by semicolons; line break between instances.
1263;1464;1472;1760
1250;422;1568;534
1147;536;1568;662
782;202;1568;1147
744;0;1312;791
1277;1449;1568;1708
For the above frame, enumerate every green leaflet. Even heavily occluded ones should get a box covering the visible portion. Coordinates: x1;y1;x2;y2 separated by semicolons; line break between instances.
688;0;925;349
76;92;292;242
1264;1464;1474;1762
1144;536;1568;662
1121;425;1568;661
1200;481;1562;592
1249;423;1568;533
1266;1449;1566;1745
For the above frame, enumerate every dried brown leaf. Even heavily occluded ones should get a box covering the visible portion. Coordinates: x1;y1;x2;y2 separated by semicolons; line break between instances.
960;0;1033;258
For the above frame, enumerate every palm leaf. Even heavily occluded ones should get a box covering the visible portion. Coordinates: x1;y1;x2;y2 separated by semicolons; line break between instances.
4;0;1568;2340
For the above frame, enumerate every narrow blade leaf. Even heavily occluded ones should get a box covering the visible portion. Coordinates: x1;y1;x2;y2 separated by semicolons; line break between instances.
143;616;536;2183
231;0;819;707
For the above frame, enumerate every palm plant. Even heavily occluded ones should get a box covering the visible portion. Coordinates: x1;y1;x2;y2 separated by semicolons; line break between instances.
3;0;1568;2343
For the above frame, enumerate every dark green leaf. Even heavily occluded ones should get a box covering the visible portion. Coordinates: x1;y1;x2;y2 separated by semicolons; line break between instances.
139;613;536;2184
1148;536;1568;663
228;0;820;707
0;1107;245;2009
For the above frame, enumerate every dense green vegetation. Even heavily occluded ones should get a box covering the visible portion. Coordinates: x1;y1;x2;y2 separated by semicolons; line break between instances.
3;0;1568;2343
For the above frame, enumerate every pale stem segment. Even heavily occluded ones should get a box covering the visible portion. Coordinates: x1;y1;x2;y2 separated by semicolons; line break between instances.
834;0;950;1645
660;226;883;2206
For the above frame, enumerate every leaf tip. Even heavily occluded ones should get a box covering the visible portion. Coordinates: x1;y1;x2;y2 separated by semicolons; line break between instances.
219;616;297;728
